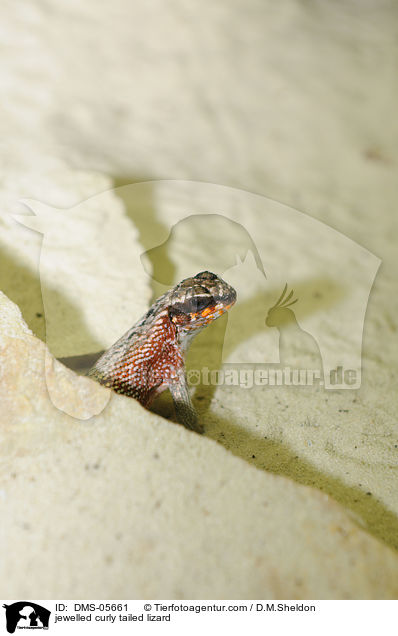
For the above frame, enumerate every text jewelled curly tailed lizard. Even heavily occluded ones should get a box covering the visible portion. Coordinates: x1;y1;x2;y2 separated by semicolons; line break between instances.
88;271;236;433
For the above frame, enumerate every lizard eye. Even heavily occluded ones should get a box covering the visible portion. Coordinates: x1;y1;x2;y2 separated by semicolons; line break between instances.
169;294;213;321
190;295;213;313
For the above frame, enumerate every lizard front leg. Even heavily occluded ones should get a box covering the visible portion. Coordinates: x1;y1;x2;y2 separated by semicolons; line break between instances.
169;370;203;434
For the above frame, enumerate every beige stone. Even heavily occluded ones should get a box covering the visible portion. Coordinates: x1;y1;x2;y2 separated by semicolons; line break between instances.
1;0;397;601
1;293;398;599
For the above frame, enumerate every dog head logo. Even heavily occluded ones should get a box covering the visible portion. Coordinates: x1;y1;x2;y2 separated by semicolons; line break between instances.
3;602;51;633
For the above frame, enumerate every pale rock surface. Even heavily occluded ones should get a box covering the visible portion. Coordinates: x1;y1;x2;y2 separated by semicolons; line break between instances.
0;0;397;599
1;292;398;599
0;165;151;418
118;180;398;552
1;166;151;356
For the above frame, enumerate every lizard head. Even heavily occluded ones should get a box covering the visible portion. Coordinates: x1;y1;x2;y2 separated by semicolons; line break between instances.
168;271;237;334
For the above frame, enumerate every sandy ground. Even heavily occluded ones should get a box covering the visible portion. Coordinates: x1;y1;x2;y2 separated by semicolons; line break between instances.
0;0;397;598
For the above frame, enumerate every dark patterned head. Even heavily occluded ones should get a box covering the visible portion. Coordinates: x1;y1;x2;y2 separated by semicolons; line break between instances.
168;271;236;332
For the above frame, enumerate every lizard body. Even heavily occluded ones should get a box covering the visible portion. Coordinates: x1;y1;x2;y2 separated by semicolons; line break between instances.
87;271;236;433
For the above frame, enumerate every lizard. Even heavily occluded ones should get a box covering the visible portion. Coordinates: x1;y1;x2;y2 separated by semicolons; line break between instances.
87;271;237;433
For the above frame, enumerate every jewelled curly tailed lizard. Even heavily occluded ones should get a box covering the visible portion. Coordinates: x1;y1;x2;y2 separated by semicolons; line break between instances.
87;271;236;433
